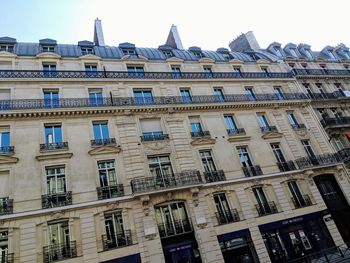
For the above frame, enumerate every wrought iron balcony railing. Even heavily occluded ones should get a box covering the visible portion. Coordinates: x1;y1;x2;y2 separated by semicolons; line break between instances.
190;131;210;138
0;198;13;215
295;153;341;169
255;201;278;216
260;125;278;133
291;195;313;209
227;128;246;135
41;191;72;209
97;184;124;200
0;93;308;111
203;170;226;183
242;165;263;177
0;70;294;79
215;209;240;225
102;230;132;251
158;219;193;238
277;161;297;172
0;253;14;263
321;117;350;128
291;123;306;130
131;170;202;194
337;148;350;161
43;241;77;263
40;142;68;151
90;138;116;146
293;68;350;77
140;133;169;142
306;92;344;100
0;146;14;155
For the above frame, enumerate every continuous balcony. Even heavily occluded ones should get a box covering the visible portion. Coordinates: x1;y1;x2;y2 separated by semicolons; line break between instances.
295;153;341;169
130;170;202;194
260;125;278;133
227;128;246;136
41;191;72;209
242;165;263;177
215;209;240;225
277;161;297;172
321;117;350;128
338;148;350;161
0;146;14;155
291;195;313;209
43;241;77;263
158;219;193;238
0;69;294;79
191;131;211;138
0;93;307;112
255;201;278;216
0;198;13;215
97;184;124;200
0;253;14;263
102;230;132;251
40;142;68;152
293;68;350;77
140;133;169;142
90;138;116;147
203;170;226;183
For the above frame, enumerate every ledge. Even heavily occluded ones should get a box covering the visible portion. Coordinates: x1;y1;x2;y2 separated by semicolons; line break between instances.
227;135;251;143
88;145;122;156
35;152;73;161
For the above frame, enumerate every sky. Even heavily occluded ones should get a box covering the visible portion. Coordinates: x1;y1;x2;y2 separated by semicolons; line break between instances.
0;0;349;51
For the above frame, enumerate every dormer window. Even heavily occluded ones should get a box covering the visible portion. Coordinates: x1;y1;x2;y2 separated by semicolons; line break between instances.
193;51;203;58
0;45;14;52
41;45;55;52
122;48;136;56
328;50;336;59
81;47;94;55
304;49;313;59
162;50;173;58
274;47;283;57
289;48;297;57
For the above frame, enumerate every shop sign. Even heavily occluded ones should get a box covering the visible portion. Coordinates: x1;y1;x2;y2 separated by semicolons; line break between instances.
282;217;303;226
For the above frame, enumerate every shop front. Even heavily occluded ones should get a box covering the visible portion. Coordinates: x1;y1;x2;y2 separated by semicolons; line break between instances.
259;210;334;263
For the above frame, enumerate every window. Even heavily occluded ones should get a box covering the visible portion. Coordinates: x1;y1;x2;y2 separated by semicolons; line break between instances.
302;83;313;97
274;87;284;100
287;112;299;128
93;121;110;141
289;48;298;57
127;66;144;73
245;87;256;101
200;151;216;173
148;156;174;185
253;187;273;215
261;67;269;75
0;45;14;52
104;210;131;249
270;143;286;163
214;193;237;224
85;64;97;77
301;140;316;158
41;45;55;52
162;50;173;58
81;47;94;55
317;108;329;119
288;181;308;208
133;90;153;104
0;230;9;261
236;146;253;167
335;83;345;96
330;108;343;118
89;90;103;106
0;128;10;152
44;124;62;144
233;67;241;74
189;116;203;134
47;221;71;252
180;89;192;103
257;113;269;128
192;51;203;58
140;119;164;140
224;115;238;130
98;161;117;187
43;64;56;72
203;66;212;74
43;90;59;108
334;139;344;151
171;66;181;77
46;166;66;194
315;83;326;95
122;48;136;55
214;88;225;101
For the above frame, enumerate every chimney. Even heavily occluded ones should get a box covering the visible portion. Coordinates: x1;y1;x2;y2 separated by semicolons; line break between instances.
94;18;105;46
165;24;184;50
229;31;260;52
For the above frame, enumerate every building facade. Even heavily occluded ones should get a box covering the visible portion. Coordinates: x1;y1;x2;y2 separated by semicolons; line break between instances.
0;21;349;263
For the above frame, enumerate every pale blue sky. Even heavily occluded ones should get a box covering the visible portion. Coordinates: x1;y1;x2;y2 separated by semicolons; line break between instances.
1;0;349;51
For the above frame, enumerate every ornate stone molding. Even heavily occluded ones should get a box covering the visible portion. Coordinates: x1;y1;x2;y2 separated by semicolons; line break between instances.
227;135;251;143
88;145;122;156
0;155;19;165
261;132;283;140
191;137;216;146
36;152;73;161
143;140;171;153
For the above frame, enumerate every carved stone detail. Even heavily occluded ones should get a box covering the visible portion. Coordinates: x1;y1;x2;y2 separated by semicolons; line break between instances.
191;137;216;146
88;145;122;156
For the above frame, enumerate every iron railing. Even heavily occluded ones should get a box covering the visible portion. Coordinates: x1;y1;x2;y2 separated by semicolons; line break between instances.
260;125;278;133
97;184;124;200
307;92;344;100
43;241;77;263
90;138;116;146
0;93;308;111
158;219;193;238
0;146;14;155
277;161;297;172
0;198;13;215
227;128;246;135
0;70;294;79
295;153;341;169
291;123;306;130
191;131;211;137
291;194;313;209
102;230;132;251
242;165;263;177
131;170;202;194
40;142;68;151
41;191;72;209
255;201;278;216
140;134;169;142
321;117;350;128
338;148;350;161
215;209;240;225
0;253;14;263
203;170;226;183
293;68;350;77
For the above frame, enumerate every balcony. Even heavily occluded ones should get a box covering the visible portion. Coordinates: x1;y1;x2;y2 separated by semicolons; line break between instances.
291;123;306;130
293;68;350;77
203;170;226;183
40;142;68;152
191;131;210;138
291;195;313;209
277;161;297;172
97;184;124;200
260;126;278;133
295;153;341;169
242;165;263;177
102;230;132;251
215;209;240;225
0;93;307;112
43;241;77;263
41;192;72;209
0;198;13;215
321;117;350;128
227;128;246;136
140;133;169;142
0;253;14;263
255;201;278;216
90;138;116;147
158;219;193;238
0;146;14;155
337;148;350;161
131;170;202;194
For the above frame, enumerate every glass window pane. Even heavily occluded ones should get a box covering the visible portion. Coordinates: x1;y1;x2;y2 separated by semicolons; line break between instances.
93;124;102;139
54;126;62;142
101;124;109;139
0;132;10;147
